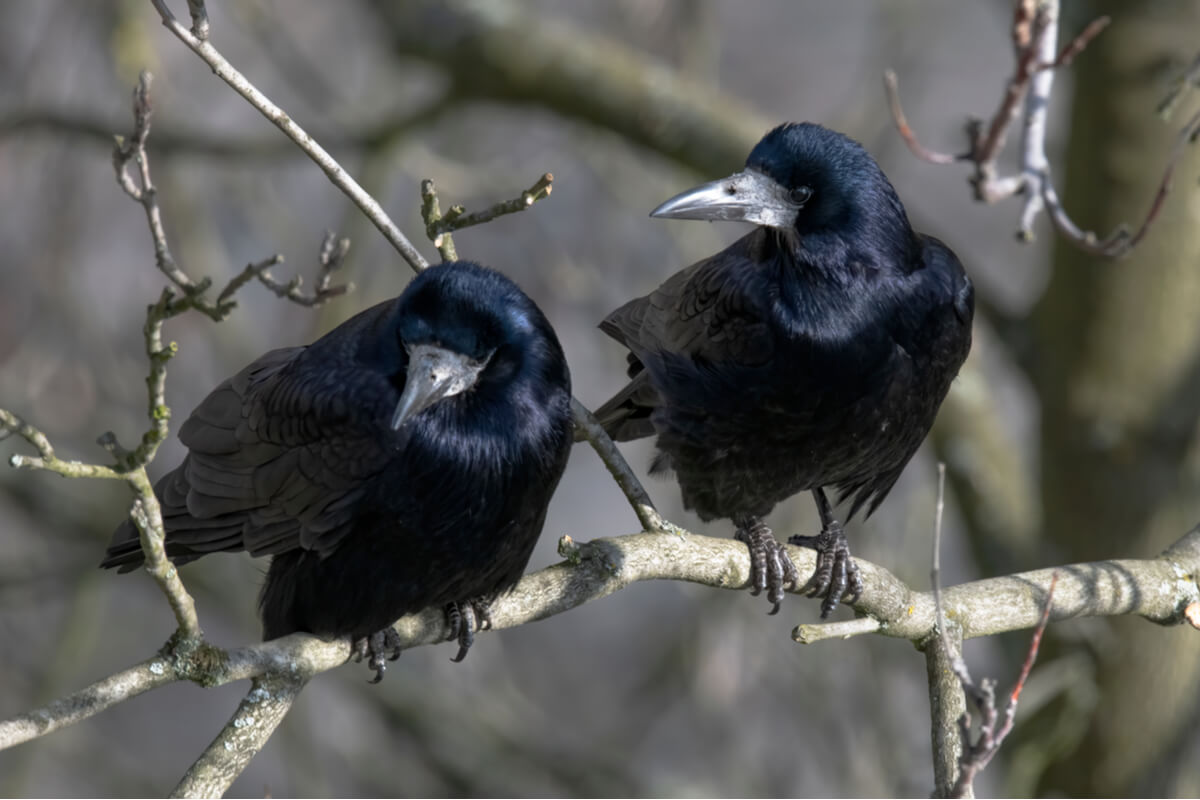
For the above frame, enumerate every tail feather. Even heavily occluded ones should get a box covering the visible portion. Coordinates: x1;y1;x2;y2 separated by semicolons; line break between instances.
98;519;145;573
578;373;658;443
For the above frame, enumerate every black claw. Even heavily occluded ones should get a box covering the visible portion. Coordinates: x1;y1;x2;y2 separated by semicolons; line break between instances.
444;598;494;663
788;520;860;618
735;519;798;614
352;627;403;683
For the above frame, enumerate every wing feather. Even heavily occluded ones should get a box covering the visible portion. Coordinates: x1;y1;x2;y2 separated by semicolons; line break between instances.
101;337;400;571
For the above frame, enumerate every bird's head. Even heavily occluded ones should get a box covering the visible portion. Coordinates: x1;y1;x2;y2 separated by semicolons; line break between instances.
651;122;912;249
388;261;564;430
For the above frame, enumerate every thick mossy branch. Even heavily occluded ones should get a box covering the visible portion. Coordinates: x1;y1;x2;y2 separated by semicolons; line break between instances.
4;523;1198;754
170;673;309;799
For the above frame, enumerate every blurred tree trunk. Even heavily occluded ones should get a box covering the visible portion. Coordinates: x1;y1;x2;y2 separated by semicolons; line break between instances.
1026;1;1200;795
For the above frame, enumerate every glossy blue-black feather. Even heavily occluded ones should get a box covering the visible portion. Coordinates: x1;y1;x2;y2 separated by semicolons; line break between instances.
596;124;973;614
103;261;573;644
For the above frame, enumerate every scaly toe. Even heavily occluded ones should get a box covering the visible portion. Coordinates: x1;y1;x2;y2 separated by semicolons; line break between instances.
789;522;859;617
736;520;797;614
445;597;495;663
353;628;403;683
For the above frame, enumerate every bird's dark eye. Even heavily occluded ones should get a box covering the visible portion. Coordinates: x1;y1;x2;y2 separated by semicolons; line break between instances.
790;186;813;206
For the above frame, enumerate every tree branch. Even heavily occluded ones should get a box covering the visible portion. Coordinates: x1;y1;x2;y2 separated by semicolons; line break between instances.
2;400;202;640
948;574;1058;798
1;409;123;480
148;0;669;550
112;71;202;297
148;0;431;274
883;0;1193;256
8;4;1194;794
0;99;457;161
3;523;1197;753
4;53;364;660
0;657;178;749
431;173;554;244
925;623;970;799
368;0;763;174
170;673;309;799
421;173;554;261
568;399;680;536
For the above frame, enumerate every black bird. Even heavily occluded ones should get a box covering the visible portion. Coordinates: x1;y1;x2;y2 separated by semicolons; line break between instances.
102;260;573;680
594;123;973;617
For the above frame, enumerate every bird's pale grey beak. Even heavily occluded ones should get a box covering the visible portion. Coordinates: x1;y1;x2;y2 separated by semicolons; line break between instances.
391;343;490;429
649;169;798;230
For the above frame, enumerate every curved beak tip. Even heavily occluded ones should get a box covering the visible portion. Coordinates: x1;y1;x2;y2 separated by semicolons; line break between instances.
390;344;488;430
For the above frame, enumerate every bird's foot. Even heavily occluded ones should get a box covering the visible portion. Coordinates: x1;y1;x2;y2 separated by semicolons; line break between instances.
788;521;862;618
351;627;403;684
444;598;494;663
734;519;800;615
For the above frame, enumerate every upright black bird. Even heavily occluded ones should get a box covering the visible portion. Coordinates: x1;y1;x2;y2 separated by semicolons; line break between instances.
594;123;973;617
102;260;573;680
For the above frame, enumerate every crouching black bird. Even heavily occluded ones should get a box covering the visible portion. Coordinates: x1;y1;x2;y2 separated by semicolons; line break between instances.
102;260;573;680
594;123;973;617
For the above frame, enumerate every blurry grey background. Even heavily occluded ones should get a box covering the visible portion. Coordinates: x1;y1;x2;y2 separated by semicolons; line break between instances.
2;0;1198;796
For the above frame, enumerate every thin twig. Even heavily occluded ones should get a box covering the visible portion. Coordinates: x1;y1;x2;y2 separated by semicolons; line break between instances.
184;0;209;39
1158;51;1200;118
219;236;352;308
927;465;976;793
216;255;283;305
149;0;432;274
883;0;1188;257
112;71;204;297
569;398;680;535
1;409;122;479
127;488;203;639
969;1;1049;200
252;234;353;307
932;464;959;671
427;172;554;246
1048;15;1110;69
420;179;459;261
792;616;882;644
314;230;352;295
1109;107;1200;253
1014;2;1059;238
882;70;962;165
